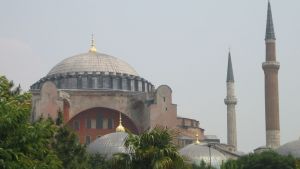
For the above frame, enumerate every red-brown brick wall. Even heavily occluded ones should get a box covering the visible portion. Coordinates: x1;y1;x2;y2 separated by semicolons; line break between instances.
67;107;139;144
63;99;70;122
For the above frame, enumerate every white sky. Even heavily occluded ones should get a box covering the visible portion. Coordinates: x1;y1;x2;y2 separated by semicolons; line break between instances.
1;0;299;152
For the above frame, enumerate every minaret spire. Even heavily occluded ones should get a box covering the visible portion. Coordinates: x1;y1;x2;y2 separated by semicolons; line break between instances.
224;50;237;151
263;0;280;149
227;51;235;82
265;1;276;40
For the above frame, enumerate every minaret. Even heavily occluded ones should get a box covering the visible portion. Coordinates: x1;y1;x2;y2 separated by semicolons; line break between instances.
263;1;280;149
224;51;237;150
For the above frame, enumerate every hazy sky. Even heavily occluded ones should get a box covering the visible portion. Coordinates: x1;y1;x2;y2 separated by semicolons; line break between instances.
1;0;299;152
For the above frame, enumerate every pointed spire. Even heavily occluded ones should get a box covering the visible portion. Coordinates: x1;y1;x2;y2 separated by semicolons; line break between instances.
265;1;276;40
116;112;125;132
89;34;97;53
226;51;235;82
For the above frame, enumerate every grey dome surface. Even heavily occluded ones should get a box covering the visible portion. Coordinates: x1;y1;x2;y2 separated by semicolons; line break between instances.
179;143;227;169
87;132;129;158
48;52;138;76
277;138;300;158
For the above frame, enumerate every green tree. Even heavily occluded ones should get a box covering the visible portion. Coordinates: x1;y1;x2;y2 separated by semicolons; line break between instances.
221;151;296;169
88;153;111;169
220;159;238;169
0;75;62;169
121;127;188;169
191;160;216;169
296;159;300;169
52;109;90;169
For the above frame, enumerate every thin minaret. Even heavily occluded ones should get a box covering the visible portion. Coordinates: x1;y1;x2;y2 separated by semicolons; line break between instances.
224;51;237;151
263;1;280;149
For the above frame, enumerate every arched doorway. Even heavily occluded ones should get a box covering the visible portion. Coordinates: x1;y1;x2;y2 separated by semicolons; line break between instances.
67;107;139;144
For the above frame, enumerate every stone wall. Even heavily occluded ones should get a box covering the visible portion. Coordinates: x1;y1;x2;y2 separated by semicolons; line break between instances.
149;85;177;129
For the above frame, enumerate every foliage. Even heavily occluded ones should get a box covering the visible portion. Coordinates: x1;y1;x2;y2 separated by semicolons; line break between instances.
191;160;216;169
0;76;90;169
221;151;296;169
0;75;62;169
52;109;90;169
110;153;132;169
121;127;188;169
296;159;300;169
88;153;111;169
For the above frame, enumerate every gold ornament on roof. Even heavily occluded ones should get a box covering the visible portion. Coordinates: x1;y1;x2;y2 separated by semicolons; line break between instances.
195;133;200;144
89;34;97;53
116;112;125;132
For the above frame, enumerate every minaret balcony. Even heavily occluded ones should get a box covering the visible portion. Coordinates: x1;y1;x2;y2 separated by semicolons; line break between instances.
262;61;280;70
224;97;237;105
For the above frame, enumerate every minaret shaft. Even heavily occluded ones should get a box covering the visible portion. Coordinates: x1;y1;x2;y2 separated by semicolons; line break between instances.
263;41;280;149
263;1;280;149
225;82;237;150
227;103;237;149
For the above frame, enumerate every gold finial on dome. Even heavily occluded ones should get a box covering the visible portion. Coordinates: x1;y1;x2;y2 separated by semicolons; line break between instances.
116;112;125;132
195;133;200;144
89;34;97;53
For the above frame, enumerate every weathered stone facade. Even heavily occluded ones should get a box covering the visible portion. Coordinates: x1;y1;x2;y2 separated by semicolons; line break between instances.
30;50;204;144
176;117;205;148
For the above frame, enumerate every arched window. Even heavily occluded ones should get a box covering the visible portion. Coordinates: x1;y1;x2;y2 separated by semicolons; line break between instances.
96;113;103;129
85;135;91;145
77;77;82;89
86;118;91;129
74;120;80;130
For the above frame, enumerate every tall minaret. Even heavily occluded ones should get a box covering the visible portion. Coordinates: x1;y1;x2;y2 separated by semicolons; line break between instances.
224;51;237;150
263;1;280;149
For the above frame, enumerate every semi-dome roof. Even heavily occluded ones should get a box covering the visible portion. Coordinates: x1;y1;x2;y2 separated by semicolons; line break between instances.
48;52;139;76
277;137;300;158
86;132;129;158
179;143;227;169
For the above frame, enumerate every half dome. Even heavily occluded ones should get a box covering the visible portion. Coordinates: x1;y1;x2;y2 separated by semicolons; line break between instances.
48;52;138;76
179;143;227;169
87;132;129;159
277;138;300;158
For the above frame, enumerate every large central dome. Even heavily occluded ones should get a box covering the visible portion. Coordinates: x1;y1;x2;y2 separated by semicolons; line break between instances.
48;52;138;76
30;44;154;92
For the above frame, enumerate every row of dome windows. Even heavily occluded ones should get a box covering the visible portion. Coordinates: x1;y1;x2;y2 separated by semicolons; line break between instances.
32;75;154;93
73;117;115;131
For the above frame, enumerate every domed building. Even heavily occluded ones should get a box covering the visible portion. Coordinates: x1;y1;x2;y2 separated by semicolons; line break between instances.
276;138;300;158
179;136;227;169
30;38;204;144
